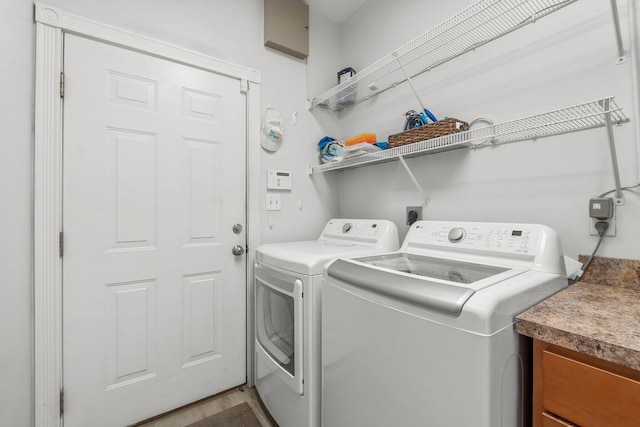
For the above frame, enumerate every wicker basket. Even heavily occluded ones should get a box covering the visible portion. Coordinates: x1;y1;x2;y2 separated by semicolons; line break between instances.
388;118;469;148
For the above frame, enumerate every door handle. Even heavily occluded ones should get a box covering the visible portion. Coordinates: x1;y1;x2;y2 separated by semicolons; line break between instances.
232;245;245;256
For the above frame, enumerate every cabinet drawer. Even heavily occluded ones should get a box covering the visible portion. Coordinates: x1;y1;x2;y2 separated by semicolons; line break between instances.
542;412;576;427
542;350;640;426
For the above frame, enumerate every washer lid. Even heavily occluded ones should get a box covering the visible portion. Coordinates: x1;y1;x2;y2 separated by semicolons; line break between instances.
326;254;522;314
357;253;509;283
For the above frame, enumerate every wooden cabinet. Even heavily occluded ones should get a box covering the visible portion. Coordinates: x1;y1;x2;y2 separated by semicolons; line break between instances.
264;0;309;59
533;339;640;427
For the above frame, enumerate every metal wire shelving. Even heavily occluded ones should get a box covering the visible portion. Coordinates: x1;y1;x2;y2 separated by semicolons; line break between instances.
309;97;629;174
311;0;579;112
309;0;629;202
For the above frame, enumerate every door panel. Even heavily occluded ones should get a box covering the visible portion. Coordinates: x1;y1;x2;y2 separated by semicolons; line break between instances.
110;128;158;249
184;139;222;243
181;272;222;367
62;34;246;426
105;279;158;389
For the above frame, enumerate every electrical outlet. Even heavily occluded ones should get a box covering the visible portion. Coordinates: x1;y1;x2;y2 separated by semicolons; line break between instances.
589;214;616;236
266;194;282;211
406;206;424;226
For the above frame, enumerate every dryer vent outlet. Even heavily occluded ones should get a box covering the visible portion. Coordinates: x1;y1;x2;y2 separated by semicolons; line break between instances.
406;206;424;226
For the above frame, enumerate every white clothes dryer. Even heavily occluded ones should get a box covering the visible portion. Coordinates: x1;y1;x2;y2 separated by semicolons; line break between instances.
254;219;399;427
322;220;568;427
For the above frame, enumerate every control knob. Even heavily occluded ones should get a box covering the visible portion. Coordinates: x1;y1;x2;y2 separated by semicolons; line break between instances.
448;227;466;243
342;223;352;233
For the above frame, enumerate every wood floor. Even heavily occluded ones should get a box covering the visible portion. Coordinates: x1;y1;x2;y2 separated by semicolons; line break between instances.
134;386;278;427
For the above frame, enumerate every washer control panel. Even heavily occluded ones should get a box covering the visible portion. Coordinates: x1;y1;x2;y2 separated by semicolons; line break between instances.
408;221;540;255
402;221;564;273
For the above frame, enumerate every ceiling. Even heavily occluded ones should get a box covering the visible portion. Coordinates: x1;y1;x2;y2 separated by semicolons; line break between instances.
303;0;369;24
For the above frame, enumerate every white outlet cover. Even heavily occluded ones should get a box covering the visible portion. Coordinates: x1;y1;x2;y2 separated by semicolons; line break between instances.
266;194;282;211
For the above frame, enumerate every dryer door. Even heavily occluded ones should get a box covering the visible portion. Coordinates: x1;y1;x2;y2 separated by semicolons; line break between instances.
255;264;304;395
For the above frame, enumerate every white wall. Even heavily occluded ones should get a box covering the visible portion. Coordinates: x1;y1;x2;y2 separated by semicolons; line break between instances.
0;1;338;425
332;0;640;260
260;5;340;243
0;2;36;427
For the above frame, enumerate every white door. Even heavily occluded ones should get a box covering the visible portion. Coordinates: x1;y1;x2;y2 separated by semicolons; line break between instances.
62;34;247;426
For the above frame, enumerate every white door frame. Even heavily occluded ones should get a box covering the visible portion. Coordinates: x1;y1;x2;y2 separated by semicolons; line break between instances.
34;4;262;426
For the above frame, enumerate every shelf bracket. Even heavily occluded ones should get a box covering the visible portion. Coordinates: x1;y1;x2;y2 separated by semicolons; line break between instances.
398;155;430;205
394;53;432;120
610;0;627;64
601;98;625;205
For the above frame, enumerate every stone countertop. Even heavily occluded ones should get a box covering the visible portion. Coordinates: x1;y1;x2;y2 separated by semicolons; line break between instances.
515;257;640;371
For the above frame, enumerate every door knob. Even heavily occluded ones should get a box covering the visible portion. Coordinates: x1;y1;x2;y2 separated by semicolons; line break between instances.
232;245;245;256
232;223;243;234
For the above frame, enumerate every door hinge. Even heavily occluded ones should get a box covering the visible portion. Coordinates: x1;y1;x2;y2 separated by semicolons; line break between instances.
59;231;64;258
59;388;64;417
240;78;248;94
60;72;64;98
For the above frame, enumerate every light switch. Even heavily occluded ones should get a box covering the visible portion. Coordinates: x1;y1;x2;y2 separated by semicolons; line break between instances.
266;194;282;211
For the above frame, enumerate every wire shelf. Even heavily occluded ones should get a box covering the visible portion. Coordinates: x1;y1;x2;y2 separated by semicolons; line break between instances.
311;0;579;112
309;97;628;174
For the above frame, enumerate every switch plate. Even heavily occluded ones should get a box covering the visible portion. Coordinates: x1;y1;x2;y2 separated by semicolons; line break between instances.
266;194;282;211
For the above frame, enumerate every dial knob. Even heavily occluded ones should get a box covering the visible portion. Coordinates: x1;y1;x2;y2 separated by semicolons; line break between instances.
447;227;466;243
342;223;352;233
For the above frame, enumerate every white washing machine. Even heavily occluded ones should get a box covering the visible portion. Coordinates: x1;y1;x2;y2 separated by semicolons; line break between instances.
321;220;568;427
254;219;399;427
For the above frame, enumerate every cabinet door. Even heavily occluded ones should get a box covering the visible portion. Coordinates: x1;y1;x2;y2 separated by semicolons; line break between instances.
264;0;309;59
543;350;640;426
533;340;640;427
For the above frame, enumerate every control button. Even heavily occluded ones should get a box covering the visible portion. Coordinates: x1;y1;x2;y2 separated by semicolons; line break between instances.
342;223;352;233
448;227;466;243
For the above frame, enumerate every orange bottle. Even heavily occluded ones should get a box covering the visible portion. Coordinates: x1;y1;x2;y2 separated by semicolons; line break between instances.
344;133;377;146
